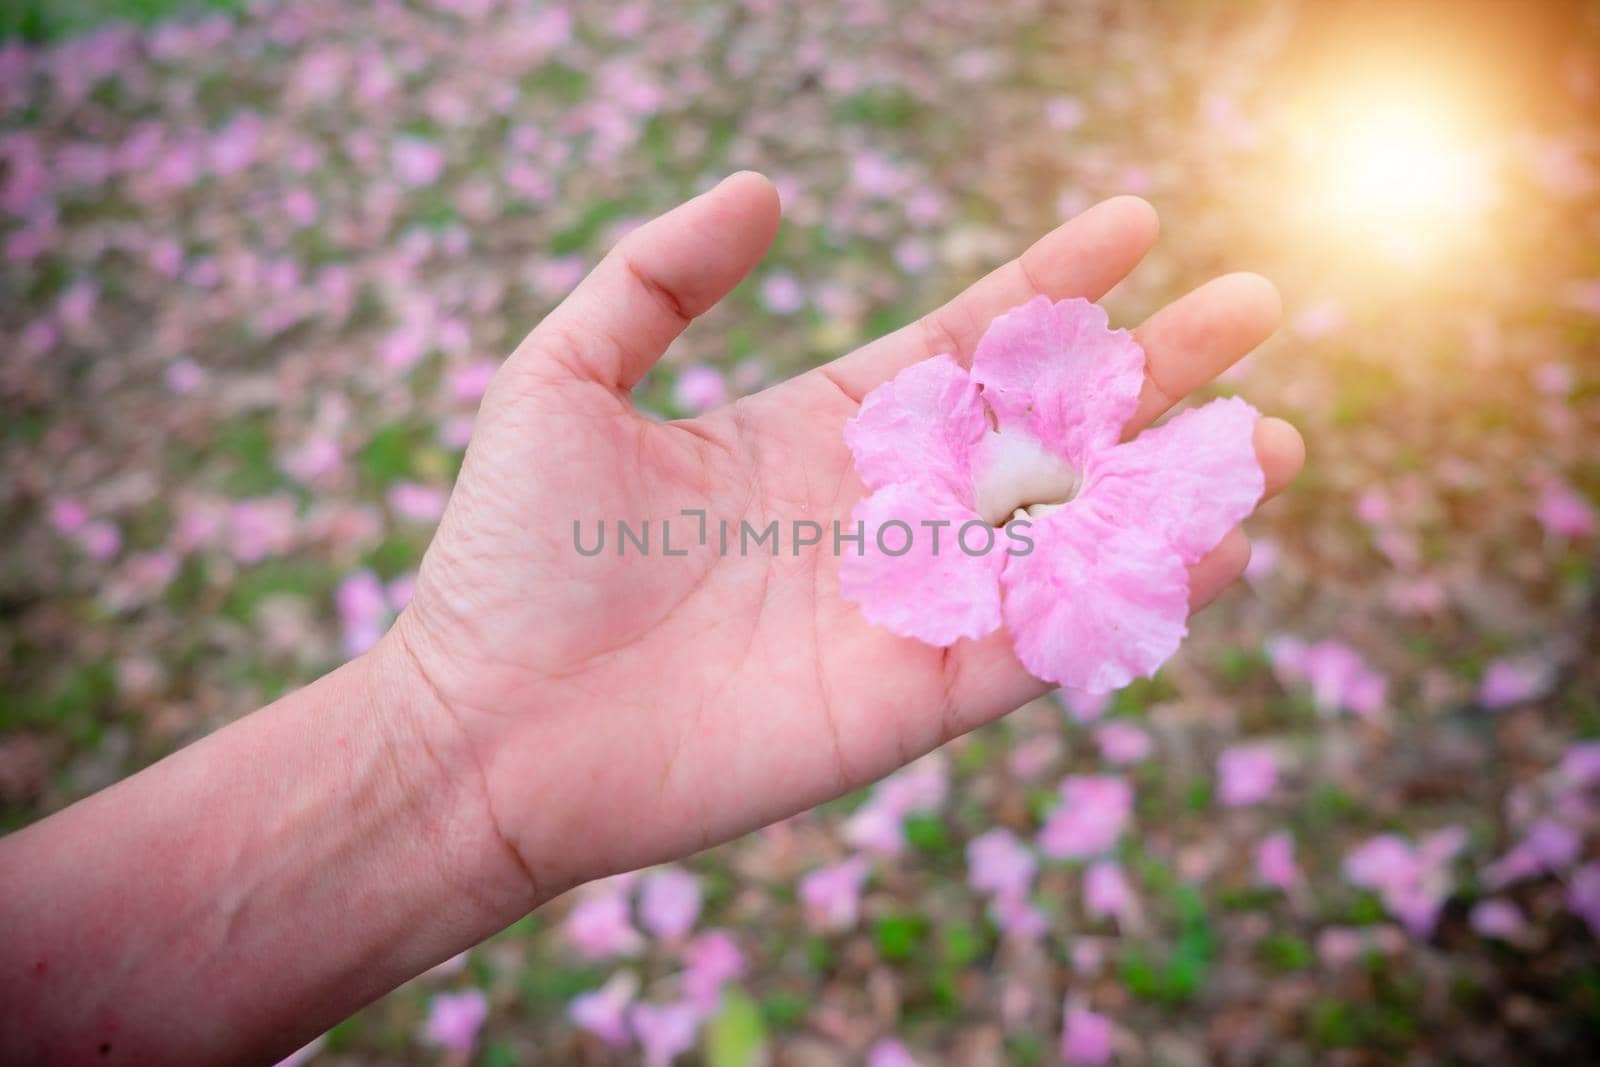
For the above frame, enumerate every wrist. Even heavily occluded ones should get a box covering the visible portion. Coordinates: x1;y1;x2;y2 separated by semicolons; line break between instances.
361;619;545;919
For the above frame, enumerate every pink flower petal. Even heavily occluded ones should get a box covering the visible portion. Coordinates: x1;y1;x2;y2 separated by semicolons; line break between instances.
1082;396;1263;565
967;828;1038;897
422;989;489;1053
1082;861;1139;925
568;971;638;1047
1254;832;1299;891
969;296;1145;467
868;1039;922;1067
1001;509;1188;691
839;485;1005;646
630;1000;701;1067
1216;744;1278;807
638;866;701;941
1038;776;1133;859
844;354;987;502
1061;1005;1115;1066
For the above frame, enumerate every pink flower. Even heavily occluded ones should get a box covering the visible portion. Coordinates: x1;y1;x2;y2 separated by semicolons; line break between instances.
1243;537;1279;583
1268;637;1387;718
1344;829;1465;937
449;359;499;403
1059;688;1111;723
1045;95;1085;130
1070;938;1109;976
799;856;870;932
681;929;744;1012
1096;722;1152;765
1568;862;1600;938
989;889;1050;939
1039;776;1132;859
564;883;645;960
1316;926;1405;968
851;150;907;198
1060;1004;1114;1066
966;828;1037;897
1082;861;1139;926
1254;832;1299;892
1006;734;1060;781
1558;742;1600;789
867;1038;922;1067
1216;745;1278;807
80;520;122;561
1478;657;1552;709
1470;899;1531;944
1533;360;1574;396
672;364;728;413
760;272;805;314
893;238;932;274
393;137;446;187
1536;479;1596;539
388;482;447;523
1355;487;1391;527
49;498;86;535
1483;819;1580;889
282;436;342;485
638;866;701;941
165;358;205;395
422;989;489;1053
630;1000;700;1067
228;497;296;564
840;297;1262;691
568;971;638;1048
843;755;947;854
337;570;390;656
57;278;99;328
1566;280;1600;316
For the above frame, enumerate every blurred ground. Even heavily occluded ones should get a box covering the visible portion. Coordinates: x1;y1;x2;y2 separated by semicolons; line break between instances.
2;1;1598;1064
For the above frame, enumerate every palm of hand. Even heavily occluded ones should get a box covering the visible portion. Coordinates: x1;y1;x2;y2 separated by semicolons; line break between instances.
394;175;1302;898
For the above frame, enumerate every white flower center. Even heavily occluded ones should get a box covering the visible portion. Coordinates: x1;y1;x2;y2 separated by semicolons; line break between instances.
973;426;1080;525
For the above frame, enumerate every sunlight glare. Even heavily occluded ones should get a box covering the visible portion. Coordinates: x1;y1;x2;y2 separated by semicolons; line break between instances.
1297;84;1497;263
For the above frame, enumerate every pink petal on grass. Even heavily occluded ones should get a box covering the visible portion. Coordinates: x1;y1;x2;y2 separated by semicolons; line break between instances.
639;866;701;941
1083;395;1263;565
868;1039;923;1067
1216;744;1278;807
682;930;745;1012
799;857;871;932
1061;1004;1115;1066
1038;776;1133;859
966;828;1038;897
422;989;489;1053
970;296;1146;467
1254;832;1299;891
569;971;639;1048
1082;861;1140;925
845;355;988;505
839;484;1005;646
630;1001;701;1067
1001;509;1189;692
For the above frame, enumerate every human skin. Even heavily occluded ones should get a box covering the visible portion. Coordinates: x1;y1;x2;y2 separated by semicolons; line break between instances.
0;174;1303;1065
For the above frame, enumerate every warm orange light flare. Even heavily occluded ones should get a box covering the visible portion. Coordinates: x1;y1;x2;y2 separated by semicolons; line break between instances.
1294;84;1497;263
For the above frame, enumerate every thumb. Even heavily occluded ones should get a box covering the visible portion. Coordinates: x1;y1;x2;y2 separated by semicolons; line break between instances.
512;171;781;392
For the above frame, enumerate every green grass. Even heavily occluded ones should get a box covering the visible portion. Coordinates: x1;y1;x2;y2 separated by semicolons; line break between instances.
1;0;245;42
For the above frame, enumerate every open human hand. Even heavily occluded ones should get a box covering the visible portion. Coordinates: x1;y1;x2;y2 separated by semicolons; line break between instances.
389;173;1304;904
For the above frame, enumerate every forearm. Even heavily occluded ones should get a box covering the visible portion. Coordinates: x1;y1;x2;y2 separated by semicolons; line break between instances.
0;638;535;1065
